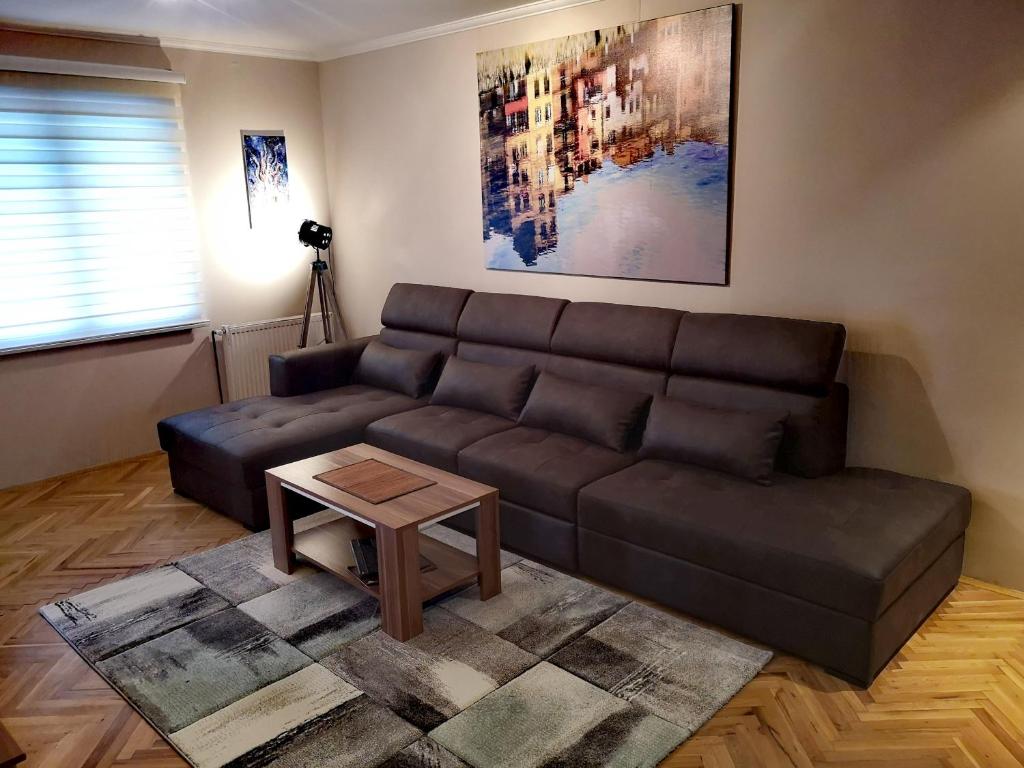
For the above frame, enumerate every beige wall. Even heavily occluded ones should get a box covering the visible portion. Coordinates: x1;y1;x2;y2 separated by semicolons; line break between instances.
318;0;1024;588
0;34;331;488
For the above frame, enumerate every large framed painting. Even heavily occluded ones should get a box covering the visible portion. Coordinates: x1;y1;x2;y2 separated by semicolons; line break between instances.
241;130;289;228
477;4;734;284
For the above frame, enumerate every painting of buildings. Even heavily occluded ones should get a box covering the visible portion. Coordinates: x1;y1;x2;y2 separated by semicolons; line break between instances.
477;5;734;284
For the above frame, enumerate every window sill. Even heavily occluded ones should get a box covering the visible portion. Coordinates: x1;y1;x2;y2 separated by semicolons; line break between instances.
0;320;212;357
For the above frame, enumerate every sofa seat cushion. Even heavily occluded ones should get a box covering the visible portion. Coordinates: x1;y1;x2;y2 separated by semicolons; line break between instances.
365;405;516;472
458;426;635;522
578;462;971;620
158;385;423;488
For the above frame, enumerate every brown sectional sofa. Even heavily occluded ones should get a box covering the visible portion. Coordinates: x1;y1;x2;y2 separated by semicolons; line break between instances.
158;283;971;686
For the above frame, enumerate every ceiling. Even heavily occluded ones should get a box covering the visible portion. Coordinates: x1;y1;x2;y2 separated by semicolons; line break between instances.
0;0;594;61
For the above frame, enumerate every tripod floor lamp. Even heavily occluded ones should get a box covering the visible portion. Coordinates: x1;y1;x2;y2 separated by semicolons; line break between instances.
297;219;344;348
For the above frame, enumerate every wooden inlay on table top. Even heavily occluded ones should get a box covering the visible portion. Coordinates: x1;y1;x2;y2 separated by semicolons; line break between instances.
314;459;435;504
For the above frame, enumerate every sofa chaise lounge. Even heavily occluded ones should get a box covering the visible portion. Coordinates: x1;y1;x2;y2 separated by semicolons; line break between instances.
158;283;970;686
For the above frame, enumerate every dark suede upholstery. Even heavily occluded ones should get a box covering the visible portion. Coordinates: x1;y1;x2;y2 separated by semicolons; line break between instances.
379;327;458;356
365;405;515;472
379;283;471;337
544;354;667;395
579;463;970;620
518;372;651;452
269;336;369;397
458;427;634;523
447;498;578;571
639;397;787;484
430;357;534;420
672;312;846;395
159;282;970;686
578;528;964;685
550;302;682;369
457;341;551;372
457;292;567;351
158;385;423;489
352;340;438;398
667;375;848;477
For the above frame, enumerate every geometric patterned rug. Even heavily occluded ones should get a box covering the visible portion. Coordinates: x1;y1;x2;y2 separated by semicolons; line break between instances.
39;510;771;768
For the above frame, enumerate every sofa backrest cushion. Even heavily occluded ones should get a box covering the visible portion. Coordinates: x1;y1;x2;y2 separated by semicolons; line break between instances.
353;340;438;399
640;396;787;485
458;342;550;371
458;292;567;351
374;284;849;477
430;356;534;420
381;283;472;337
544;355;667;395
550;302;682;369
379;327;458;357
518;371;651;452
666;375;848;477
671;312;846;395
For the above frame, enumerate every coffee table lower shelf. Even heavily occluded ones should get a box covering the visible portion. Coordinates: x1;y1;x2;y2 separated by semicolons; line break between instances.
292;517;481;601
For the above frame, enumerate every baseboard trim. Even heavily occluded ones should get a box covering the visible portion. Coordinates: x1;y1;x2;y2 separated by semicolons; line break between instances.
0;451;165;494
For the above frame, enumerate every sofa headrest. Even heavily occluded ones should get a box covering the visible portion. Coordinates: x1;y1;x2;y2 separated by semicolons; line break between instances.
671;313;846;394
550;302;682;370
380;283;472;337
458;292;567;351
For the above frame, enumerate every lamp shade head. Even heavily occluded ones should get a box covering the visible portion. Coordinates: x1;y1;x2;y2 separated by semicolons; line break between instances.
298;219;333;249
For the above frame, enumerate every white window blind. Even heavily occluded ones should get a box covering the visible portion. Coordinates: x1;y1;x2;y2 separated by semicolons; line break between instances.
0;71;205;355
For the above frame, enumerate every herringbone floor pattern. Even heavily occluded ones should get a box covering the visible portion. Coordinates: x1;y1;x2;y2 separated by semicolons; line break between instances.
0;454;1021;767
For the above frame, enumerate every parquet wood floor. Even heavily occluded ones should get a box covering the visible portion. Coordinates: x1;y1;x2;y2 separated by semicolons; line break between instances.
0;453;1021;767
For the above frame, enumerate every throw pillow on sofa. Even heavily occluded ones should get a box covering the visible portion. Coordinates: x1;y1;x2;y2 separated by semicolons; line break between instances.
640;396;787;485
353;340;438;398
518;371;651;452
430;356;534;420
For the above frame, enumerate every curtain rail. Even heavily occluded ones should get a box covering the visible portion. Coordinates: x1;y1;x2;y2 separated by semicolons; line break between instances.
0;55;185;85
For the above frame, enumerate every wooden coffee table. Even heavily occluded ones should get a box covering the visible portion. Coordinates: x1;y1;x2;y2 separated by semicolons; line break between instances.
266;443;501;641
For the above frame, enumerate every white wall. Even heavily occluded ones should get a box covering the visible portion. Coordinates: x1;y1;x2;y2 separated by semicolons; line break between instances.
167;48;332;328
0;34;331;488
318;0;1024;588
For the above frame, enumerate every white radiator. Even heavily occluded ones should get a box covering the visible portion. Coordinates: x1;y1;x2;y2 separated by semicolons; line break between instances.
213;315;338;401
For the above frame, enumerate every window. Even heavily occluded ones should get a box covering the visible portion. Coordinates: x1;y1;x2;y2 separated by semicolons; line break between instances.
0;72;203;354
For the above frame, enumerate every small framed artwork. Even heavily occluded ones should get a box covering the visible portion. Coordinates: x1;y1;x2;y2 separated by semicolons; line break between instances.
241;130;289;228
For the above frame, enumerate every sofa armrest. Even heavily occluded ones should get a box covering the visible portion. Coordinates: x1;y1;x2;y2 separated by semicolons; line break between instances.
269;335;374;397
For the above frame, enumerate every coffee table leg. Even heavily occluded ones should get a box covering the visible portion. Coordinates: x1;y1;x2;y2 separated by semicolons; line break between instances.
477;492;501;600
267;475;295;574
377;525;423;641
